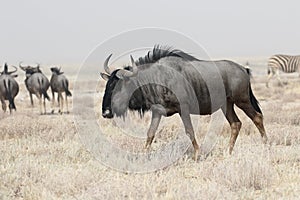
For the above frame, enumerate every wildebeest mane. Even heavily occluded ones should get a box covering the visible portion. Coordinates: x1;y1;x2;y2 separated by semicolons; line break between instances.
135;45;199;66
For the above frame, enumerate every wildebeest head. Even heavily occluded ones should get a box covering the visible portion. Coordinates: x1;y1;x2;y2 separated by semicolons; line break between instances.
100;54;138;118
50;67;64;75
1;63;18;77
19;62;42;77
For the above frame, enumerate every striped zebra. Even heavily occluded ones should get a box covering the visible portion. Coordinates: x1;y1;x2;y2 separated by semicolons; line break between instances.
267;54;300;87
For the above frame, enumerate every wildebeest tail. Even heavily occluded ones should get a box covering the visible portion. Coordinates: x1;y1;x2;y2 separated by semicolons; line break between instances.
63;80;72;96
3;79;16;110
246;69;262;114
37;78;50;100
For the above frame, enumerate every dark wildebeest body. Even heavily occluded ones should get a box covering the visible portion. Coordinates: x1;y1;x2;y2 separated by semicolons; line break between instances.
50;67;72;114
19;63;50;114
0;63;19;113
100;46;268;160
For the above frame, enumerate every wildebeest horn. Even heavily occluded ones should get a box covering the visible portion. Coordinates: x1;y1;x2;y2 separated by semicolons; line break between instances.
36;63;40;68
104;54;112;75
19;61;27;71
8;66;18;74
116;55;138;79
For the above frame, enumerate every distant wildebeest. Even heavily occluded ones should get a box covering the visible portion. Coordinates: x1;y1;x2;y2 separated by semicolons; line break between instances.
50;67;72;114
267;54;300;87
0;63;19;113
19;62;50;114
100;46;268;160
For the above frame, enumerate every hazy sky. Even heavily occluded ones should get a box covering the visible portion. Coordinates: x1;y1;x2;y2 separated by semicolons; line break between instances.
1;0;299;65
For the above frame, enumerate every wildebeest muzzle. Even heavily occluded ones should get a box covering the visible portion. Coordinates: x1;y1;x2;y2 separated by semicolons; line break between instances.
102;109;113;118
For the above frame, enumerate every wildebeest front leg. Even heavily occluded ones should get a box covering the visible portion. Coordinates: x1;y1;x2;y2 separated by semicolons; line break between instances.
180;107;199;161
145;111;162;149
29;92;34;106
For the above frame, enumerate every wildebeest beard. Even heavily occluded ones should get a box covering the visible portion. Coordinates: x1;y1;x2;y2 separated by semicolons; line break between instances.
111;82;180;118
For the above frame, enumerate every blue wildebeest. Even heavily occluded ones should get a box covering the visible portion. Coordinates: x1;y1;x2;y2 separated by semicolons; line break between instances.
50;67;72;114
19;62;50;114
0;63;19;113
100;46;268;160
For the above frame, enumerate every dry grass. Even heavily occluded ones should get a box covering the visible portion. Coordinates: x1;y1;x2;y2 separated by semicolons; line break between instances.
0;72;300;199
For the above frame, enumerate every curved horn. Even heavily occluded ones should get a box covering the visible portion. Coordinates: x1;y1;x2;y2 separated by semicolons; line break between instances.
103;54;112;75
36;62;40;68
116;55;138;79
8;66;18;74
19;61;27;71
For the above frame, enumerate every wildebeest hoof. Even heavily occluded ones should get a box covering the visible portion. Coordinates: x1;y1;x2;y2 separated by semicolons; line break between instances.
51;109;55;114
193;149;199;162
262;136;268;144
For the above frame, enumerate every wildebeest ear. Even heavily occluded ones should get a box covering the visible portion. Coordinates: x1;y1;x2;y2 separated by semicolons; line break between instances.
4;63;8;73
100;72;110;81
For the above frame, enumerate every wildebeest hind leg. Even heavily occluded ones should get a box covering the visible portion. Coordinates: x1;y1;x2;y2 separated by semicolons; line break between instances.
145;111;161;150
224;101;242;154
236;101;268;144
65;93;69;114
38;95;43;114
58;93;63;114
51;90;55;114
180;106;199;161
43;96;47;114
1;98;6;112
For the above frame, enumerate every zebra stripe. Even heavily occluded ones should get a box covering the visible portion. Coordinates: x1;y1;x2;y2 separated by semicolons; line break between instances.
266;54;300;87
268;54;300;73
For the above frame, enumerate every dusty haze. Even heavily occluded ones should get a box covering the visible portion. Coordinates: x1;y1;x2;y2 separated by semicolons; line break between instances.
1;1;300;65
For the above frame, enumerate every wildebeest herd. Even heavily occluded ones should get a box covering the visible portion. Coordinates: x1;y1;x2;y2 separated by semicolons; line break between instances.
0;62;72;115
1;45;299;159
